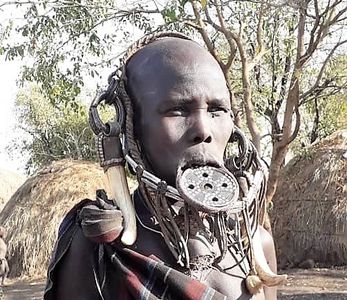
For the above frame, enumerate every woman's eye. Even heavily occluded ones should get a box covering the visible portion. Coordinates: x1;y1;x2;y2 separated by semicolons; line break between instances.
167;106;188;116
209;106;228;115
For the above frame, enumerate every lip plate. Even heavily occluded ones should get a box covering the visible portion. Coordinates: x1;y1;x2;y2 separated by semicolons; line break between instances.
176;165;239;213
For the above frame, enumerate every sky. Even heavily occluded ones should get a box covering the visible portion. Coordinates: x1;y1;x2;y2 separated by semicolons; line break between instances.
0;4;28;174
0;57;26;174
0;1;345;175
0;4;150;175
0;1;159;176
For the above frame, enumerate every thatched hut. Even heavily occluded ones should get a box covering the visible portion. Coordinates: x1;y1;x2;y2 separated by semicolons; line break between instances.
0;159;109;278
0;169;26;212
271;130;347;268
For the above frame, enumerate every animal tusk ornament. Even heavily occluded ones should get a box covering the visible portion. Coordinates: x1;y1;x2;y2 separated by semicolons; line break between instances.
246;228;287;294
105;164;137;245
96;121;137;246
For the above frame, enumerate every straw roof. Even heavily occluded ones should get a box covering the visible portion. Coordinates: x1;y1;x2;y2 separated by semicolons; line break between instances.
0;159;109;278
0;169;26;212
271;130;347;268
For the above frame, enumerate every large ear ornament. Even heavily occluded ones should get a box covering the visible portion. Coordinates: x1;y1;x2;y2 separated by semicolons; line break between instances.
98;123;137;245
89;75;125;135
226;126;255;172
89;85;137;246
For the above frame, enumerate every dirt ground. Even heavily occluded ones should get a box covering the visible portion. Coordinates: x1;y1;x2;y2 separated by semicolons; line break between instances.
1;267;347;299
1;278;44;300
277;267;347;300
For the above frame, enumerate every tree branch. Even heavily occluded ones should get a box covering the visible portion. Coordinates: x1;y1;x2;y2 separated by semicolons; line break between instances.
288;103;300;144
190;0;222;65
208;0;261;152
251;0;266;66
302;0;347;65
56;7;160;51
206;3;236;71
300;39;347;103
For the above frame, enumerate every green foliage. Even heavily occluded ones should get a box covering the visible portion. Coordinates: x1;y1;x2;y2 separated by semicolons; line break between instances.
318;95;347;137
9;85;101;174
2;0;346;164
161;0;192;25
303;54;347;143
296;146;314;163
1;0;161;106
292;95;346;157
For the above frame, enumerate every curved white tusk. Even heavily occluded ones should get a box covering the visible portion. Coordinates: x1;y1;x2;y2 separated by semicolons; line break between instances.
106;165;137;245
252;228;287;287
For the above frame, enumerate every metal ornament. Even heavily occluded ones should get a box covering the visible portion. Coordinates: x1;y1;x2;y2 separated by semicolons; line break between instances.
89;76;137;246
176;166;239;213
89;74;125;136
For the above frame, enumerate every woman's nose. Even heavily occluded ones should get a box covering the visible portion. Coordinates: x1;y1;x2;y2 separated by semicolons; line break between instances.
188;110;212;144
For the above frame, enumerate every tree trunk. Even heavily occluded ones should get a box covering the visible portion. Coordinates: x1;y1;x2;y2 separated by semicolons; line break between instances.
242;60;261;153
266;75;300;203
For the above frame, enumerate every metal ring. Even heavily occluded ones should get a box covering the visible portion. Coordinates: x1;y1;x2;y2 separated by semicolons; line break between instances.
89;94;108;135
89;80;125;135
227;127;256;171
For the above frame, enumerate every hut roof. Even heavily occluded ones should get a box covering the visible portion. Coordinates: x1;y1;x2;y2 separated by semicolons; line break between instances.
0;159;109;278
271;130;347;268
0;169;26;212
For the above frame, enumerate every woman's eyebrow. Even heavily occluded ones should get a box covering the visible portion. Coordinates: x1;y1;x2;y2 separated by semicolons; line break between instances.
208;98;230;107
158;97;230;111
158;97;193;109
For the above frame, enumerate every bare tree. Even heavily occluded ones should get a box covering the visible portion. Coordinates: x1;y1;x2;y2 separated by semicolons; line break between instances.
1;0;346;202
180;0;347;205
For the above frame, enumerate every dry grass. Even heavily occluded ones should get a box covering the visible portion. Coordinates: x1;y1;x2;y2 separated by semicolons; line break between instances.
0;169;26;212
271;130;347;268
0;159;109;278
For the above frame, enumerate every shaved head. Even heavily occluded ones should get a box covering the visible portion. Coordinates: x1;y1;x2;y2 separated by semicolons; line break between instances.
125;37;228;131
122;37;232;184
126;37;221;82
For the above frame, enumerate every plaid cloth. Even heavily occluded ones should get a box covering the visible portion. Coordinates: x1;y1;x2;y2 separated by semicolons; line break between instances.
103;245;227;300
44;200;228;300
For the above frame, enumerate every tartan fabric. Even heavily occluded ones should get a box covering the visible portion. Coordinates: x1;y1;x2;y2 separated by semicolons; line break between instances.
103;245;227;300
44;199;229;299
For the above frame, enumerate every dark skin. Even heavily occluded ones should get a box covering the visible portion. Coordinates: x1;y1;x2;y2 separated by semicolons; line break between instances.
127;39;233;186
51;38;277;299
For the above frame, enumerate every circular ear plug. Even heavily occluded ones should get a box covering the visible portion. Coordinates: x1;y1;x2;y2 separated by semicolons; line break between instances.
176;165;239;213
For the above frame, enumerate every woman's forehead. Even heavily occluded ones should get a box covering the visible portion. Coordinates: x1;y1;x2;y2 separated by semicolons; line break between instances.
126;40;226;104
137;67;227;103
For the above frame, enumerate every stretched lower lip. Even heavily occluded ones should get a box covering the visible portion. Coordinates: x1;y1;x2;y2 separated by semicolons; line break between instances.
178;159;221;172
